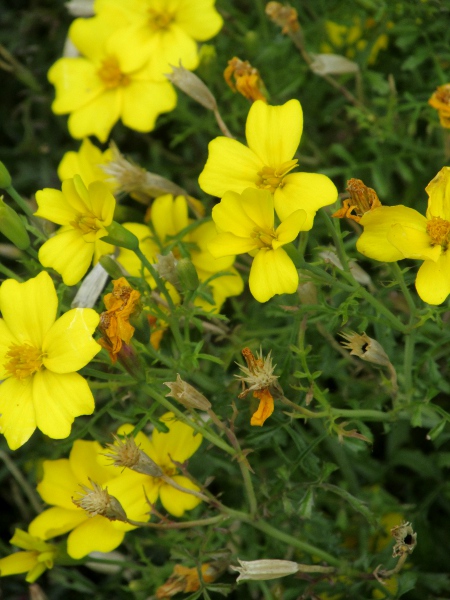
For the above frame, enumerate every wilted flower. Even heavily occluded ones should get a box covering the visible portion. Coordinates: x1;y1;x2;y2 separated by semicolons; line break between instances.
156;563;220;598
391;522;417;558
340;331;392;368
104;434;163;477
72;480;128;522
333;178;382;223
224;57;267;102
265;2;300;35
428;83;450;128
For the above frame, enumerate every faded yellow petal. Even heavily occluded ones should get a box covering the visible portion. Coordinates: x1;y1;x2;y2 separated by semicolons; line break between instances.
159;476;202;517
415;252;450;305
0;377;36;450
246;100;303;167
249;247;298;302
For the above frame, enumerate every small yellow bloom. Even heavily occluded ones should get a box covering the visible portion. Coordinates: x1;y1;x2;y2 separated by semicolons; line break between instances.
35;175;115;285
208;188;306;302
199;99;337;223
224;57;267;102
58;138;117;193
428;83;450;128
0;529;56;583
322;17;390;65
357;167;450;305
48;12;176;141
0;271;100;449
29;439;155;559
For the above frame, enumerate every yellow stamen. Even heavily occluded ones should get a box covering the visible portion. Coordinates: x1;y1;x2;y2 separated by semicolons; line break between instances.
70;214;101;236
5;343;44;379
426;216;450;248
257;159;298;193
148;9;174;31
250;227;276;248
97;57;130;89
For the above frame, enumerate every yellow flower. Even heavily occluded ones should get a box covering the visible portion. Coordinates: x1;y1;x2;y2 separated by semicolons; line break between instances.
0;271;100;449
322;18;390;65
198;99;337;223
208;188;306;302
357;167;450;305
0;529;56;583
117;194;243;310
94;0;223;80
118;412;203;517
29;439;156;559
428;83;450;128
35;175;115;286
58;138;117;193
48;11;176;142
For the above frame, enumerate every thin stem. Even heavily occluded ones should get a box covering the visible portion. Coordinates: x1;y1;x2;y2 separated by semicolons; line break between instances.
127;514;226;529
213;107;234;138
162;474;210;503
0;262;22;280
5;185;35;219
0;450;43;514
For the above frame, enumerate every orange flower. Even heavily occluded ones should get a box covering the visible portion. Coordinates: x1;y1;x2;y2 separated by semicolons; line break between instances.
428;84;450;128
224;57;267;102
156;563;219;599
333;178;381;223
99;277;140;362
265;2;300;35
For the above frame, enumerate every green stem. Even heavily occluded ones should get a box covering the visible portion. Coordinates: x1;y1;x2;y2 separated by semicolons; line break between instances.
322;210;351;272
0;450;43;514
403;331;416;403
5;185;35;219
0;262;22;280
390;262;417;316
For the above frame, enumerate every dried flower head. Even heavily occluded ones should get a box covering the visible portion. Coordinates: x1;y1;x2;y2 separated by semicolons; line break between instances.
428;83;450;128
72;480;127;522
340;331;391;367
164;374;212;411
265;2;300;34
224;57;267;102
391;522;417;558
103;434;163;477
156;563;219;598
333;178;381;223
231;558;299;582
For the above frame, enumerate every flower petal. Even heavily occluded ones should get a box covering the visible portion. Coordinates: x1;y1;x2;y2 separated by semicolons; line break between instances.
29;507;87;540
198;137;262;198
38;229;94;286
0;378;36;450
69;11;124;63
67;515;125;559
70;439;118;486
48;58;103;114
249;247;298;302
88;181;116;225
107;470;158;522
0;271;56;347
121;80;176;132
36;458;80;509
246;100;303;166
0;318;19;379
151;194;188;242
274;209;307;248
208;232;256;257
176;0;223;41
159;476;202;517
34;188;77;225
0;552;37;576
387;223;441;261
149;412;202;464
212;190;259;237
67;89;121;142
415;253;450;305
425;166;450;220
274;172;338;224
240;188;274;231
33;371;95;440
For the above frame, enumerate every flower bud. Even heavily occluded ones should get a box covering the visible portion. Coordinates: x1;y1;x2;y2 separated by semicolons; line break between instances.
176;257;199;292
0;162;12;189
99;255;128;280
166;63;217;111
102;221;140;250
0;196;30;249
164;374;211;411
231;559;299;582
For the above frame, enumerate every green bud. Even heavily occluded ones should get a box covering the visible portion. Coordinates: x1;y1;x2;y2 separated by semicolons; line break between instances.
0;162;12;189
176;257;199;292
0;196;30;250
101;221;140;250
99;255;127;280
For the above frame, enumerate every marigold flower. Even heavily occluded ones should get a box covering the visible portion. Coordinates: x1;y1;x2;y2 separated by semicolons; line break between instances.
428;83;450;128
118;412;203;517
48;11;176;141
94;0;223;80
333;178;381;223
58;138;117;193
35;175;115;286
0;529;57;583
98;277;141;362
208;188;306;302
224;57;267;102
156;563;219;598
0;271;100;449
198;99;337;222
357;166;450;305
29;439;156;559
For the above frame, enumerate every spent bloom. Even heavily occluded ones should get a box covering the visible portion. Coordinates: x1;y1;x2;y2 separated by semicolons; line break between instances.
224;57;267;102
0;529;57;584
156;563;220;598
333;178;382;223
208;187;306;302
58;138;117;193
0;271;100;449
93;0;223;79
48;11;176;141
428;83;450;128
198;99;337;222
29;439;155;559
357;167;450;305
35;175;115;286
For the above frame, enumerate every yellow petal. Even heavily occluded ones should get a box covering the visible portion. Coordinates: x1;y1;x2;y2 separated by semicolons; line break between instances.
250;388;274;426
274;209;307;248
36;458;80;509
149;412;202;465
48;58;103;114
387;223;441;261
107;470;158;522
63;176;90;212
176;0;223;41
29;507;87;540
249;248;298;302
240;188;275;231
190;221;236;272
69;11;124;63
67;515;125;559
58;139;114;189
33;371;95;440
0;378;36;450
38;229;94;286
0;318;20;379
208;232;256;257
151;194;188;242
425;166;450;220
246;100;303;166
0;552;37;576
67;89;121;142
34;188;77;225
70;439;118;486
212;190;260;237
87;181;116;224
198;137;262;198
121;80;176;132
274;172;338;224
415;253;450;305
159;476;201;517
0;271;57;347
145;25;200;76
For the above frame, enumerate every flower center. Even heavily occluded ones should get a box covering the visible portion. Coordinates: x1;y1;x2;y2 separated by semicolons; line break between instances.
5;343;44;379
426;216;450;248
251;227;277;249
256;159;298;193
97;57;130;89
70;213;102;239
147;8;174;31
